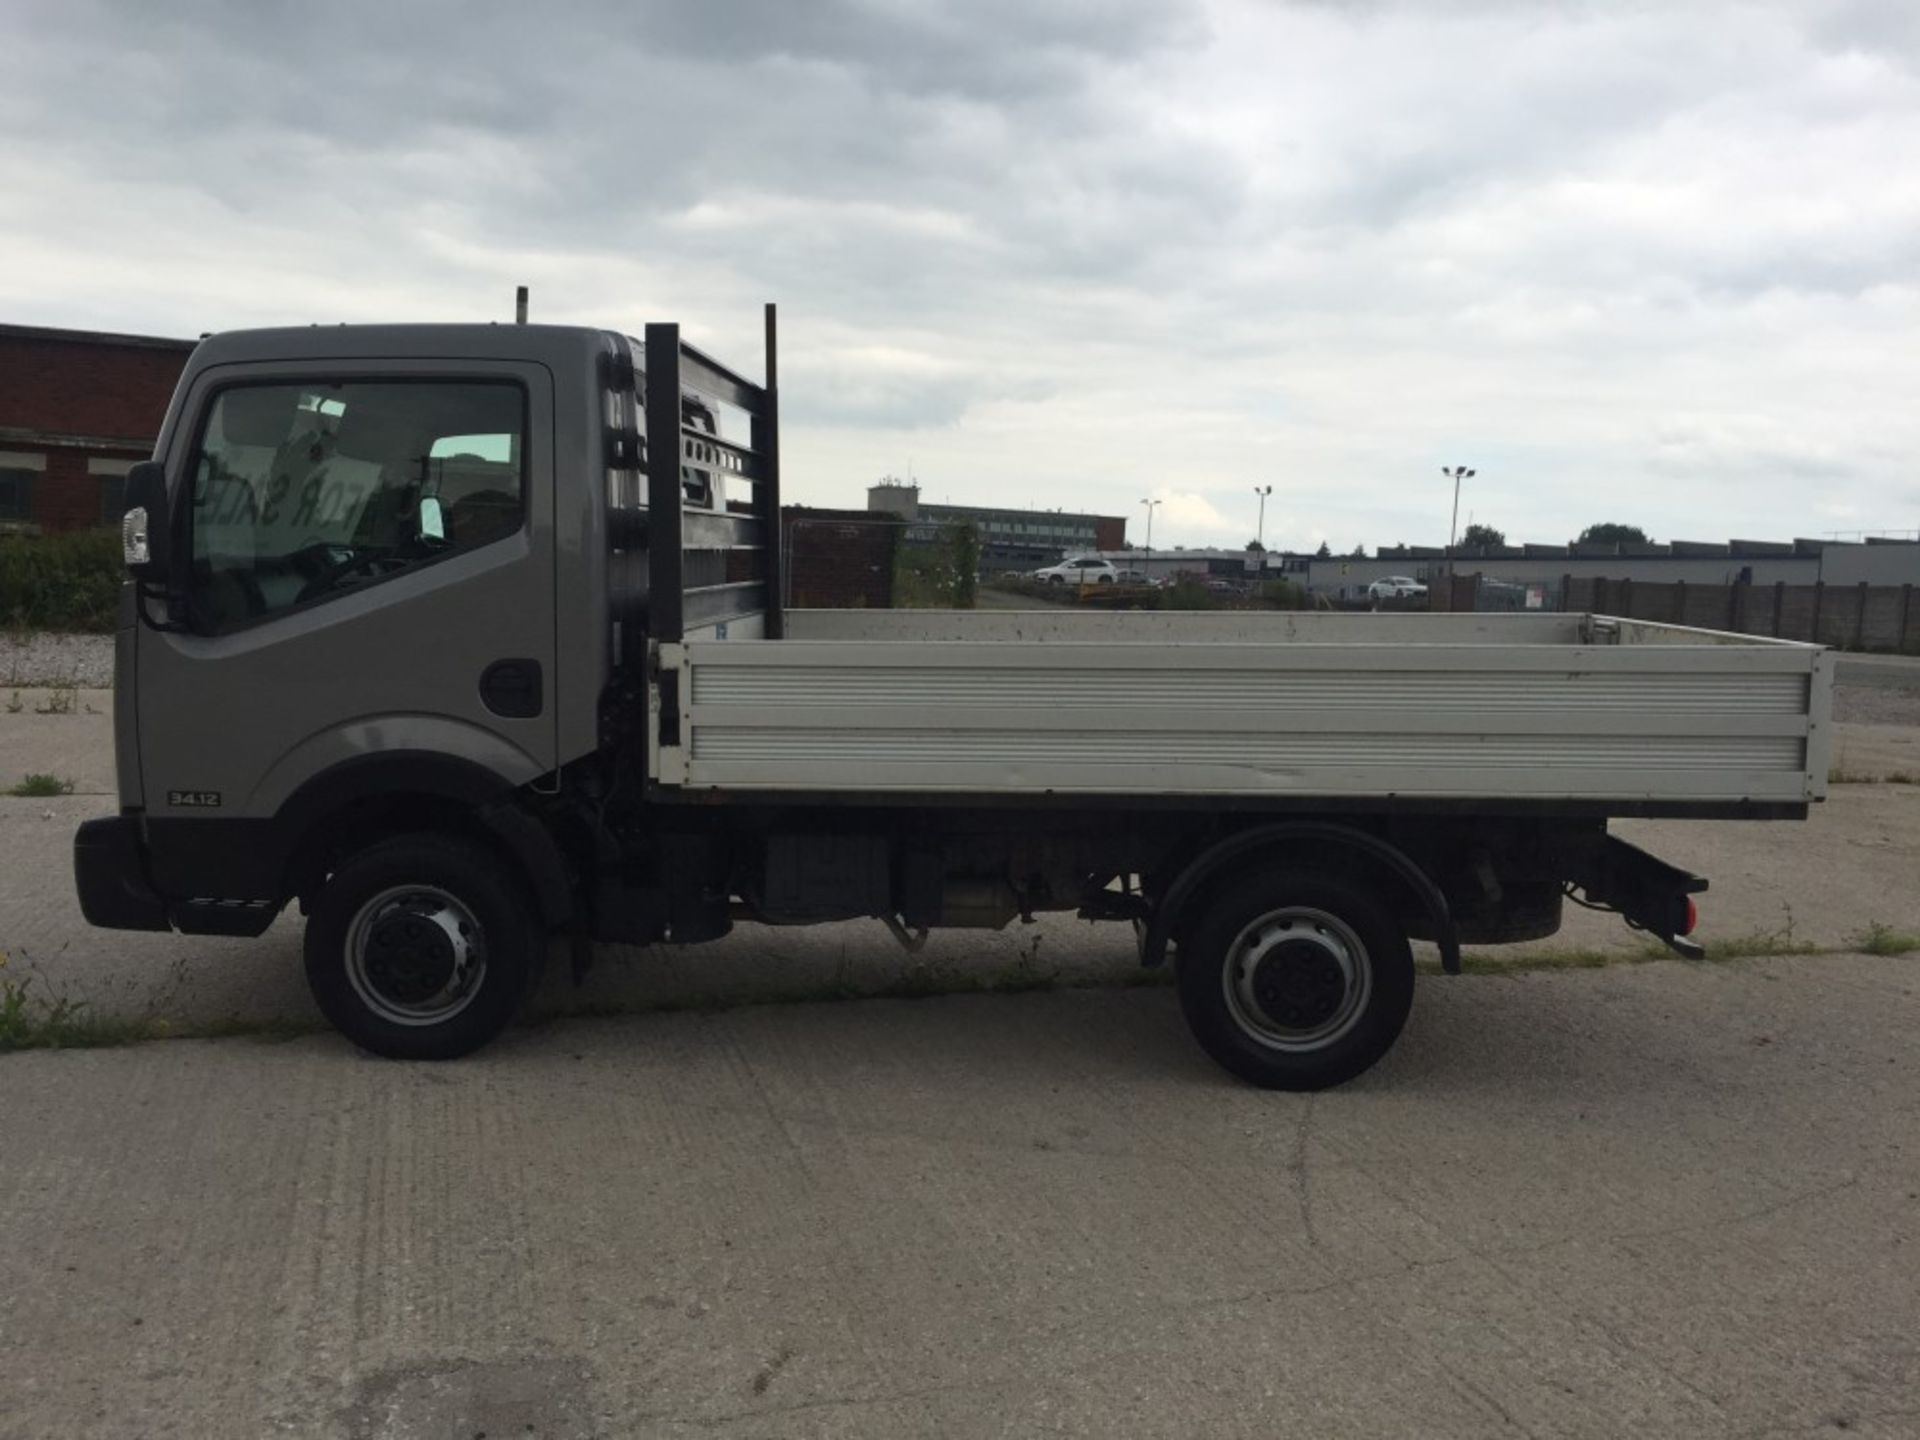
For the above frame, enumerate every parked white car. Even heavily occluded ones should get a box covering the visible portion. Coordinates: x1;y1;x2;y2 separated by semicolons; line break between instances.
1367;575;1428;601
1033;557;1119;585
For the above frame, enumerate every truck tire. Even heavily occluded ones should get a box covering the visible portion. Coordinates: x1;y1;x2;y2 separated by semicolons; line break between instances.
304;833;546;1060
1176;871;1414;1090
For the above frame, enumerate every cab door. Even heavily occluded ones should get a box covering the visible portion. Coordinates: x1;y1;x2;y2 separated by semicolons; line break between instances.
135;360;556;880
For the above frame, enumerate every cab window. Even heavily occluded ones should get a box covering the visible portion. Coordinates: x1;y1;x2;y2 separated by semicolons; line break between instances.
186;380;525;633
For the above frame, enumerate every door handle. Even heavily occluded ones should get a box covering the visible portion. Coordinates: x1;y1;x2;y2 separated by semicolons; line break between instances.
479;659;543;719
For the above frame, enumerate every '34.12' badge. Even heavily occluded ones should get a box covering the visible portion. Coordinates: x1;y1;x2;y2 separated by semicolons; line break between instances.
167;790;222;808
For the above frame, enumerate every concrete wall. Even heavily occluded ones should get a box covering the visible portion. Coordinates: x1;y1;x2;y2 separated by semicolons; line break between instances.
1821;541;1920;586
1308;553;1821;599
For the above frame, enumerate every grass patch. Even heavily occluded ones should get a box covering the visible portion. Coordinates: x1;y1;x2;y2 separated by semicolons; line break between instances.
1440;917;1920;976
8;772;73;797
1853;923;1920;957
1828;767;1920;786
1432;945;1671;977
1699;930;1824;960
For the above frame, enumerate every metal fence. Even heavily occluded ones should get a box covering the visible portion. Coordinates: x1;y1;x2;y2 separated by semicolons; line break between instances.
1436;571;1920;653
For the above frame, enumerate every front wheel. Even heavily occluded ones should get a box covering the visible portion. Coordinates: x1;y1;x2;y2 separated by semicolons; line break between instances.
1177;871;1414;1090
304;833;546;1060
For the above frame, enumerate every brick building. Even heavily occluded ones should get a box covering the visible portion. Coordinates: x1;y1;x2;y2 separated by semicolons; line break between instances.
782;506;898;608
0;323;197;534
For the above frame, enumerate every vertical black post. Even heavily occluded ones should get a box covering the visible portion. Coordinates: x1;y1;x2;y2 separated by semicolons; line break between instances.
759;302;785;639
645;323;684;646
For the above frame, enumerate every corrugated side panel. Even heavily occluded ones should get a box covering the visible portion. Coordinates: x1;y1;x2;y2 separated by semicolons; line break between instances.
692;667;1808;713
693;731;1800;769
674;647;1816;799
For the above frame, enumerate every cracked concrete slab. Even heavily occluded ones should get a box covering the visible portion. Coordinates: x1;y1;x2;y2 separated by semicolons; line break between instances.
0;958;1916;1438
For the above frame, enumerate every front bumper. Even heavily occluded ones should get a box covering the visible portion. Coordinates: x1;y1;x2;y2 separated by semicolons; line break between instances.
73;815;170;931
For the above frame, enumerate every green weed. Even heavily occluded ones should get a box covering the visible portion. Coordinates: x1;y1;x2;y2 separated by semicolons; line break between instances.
7;773;73;797
1853;923;1920;957
0;973;145;1051
1828;767;1920;786
1700;930;1824;960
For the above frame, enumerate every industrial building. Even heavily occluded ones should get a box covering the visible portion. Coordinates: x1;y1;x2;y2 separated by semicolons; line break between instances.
867;481;1126;570
0;323;196;534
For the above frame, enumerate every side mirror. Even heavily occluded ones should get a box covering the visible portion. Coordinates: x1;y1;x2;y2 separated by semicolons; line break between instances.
418;495;445;542
121;461;172;583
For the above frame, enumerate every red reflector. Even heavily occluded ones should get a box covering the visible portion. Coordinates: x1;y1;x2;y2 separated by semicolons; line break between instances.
1682;898;1698;936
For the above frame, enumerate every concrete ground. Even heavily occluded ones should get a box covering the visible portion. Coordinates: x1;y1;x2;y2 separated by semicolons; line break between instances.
2;959;1917;1439
3;648;1918;1437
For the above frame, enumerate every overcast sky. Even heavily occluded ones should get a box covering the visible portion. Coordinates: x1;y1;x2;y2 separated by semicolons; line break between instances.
3;0;1916;551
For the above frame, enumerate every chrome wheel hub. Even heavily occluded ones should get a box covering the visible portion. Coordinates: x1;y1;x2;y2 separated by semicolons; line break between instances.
1223;906;1370;1052
344;885;487;1026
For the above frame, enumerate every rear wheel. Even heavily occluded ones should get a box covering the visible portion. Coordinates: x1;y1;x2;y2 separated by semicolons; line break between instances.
1177;871;1414;1090
304;833;545;1059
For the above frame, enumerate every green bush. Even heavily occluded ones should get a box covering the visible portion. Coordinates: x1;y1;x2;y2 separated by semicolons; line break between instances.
0;530;124;633
984;575;1066;601
1256;578;1311;610
950;523;979;609
1157;579;1222;611
894;524;981;609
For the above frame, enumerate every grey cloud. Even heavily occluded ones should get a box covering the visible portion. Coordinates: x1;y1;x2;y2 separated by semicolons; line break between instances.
1;0;1915;542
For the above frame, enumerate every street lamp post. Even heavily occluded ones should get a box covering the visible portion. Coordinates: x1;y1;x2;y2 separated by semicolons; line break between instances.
1253;484;1272;574
1442;465;1475;554
1140;497;1162;581
1441;465;1475;604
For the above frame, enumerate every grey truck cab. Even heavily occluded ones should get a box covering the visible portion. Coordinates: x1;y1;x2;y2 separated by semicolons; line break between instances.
75;309;1831;1088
